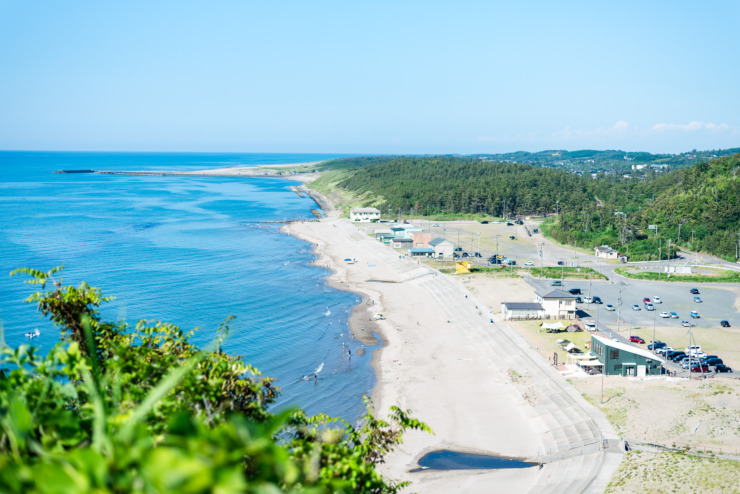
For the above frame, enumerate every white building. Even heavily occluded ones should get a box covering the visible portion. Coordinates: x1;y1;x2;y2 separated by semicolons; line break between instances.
350;207;380;222
501;302;546;321
535;289;577;319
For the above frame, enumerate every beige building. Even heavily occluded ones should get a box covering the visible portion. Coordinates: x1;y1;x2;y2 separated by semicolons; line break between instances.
594;245;618;260
428;237;454;258
535;289;577;319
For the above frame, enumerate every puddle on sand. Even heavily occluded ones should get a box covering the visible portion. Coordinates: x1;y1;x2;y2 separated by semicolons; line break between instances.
410;450;536;472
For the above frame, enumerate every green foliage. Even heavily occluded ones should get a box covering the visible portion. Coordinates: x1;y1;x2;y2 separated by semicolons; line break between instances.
334;156;590;217
0;267;431;493
328;153;740;261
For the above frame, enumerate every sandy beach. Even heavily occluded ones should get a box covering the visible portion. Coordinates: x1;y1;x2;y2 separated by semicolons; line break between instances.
283;187;623;493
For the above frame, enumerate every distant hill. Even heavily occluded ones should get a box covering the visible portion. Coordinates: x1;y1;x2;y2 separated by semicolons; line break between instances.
470;147;740;174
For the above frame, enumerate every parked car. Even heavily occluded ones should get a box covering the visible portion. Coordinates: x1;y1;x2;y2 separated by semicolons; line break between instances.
704;358;724;366
642;297;651;303
659;311;670;318
653;296;662;304
462;252;469;258
480;220;489;224
630;336;645;344
690;288;700;294
648;341;666;350
693;296;702;303
575;296;583;303
644;302;655;311
656;346;674;355
670;352;687;362
686;345;703;355
715;364;733;373
605;304;615;311
665;350;683;360
681;320;690;327
524;261;534;266
592;296;603;304
508;235;516;240
632;304;641;311
557;260;564;266
550;280;562;286
474;252;482;257
568;288;582;295
699;354;718;362
690;311;700;318
681;360;694;369
670;312;679;319
720;320;731;327
690;364;710;373
454;247;462;252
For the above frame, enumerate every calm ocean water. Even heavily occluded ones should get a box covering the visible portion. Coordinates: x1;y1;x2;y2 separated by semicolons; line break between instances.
0;151;375;423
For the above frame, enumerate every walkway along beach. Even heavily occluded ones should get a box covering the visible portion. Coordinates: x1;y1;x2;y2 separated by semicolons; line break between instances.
283;187;624;494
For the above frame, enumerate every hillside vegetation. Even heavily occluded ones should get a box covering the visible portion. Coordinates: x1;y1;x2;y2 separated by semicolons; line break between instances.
323;153;740;261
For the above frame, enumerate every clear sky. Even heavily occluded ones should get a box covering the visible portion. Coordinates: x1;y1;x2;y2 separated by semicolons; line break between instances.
1;1;738;154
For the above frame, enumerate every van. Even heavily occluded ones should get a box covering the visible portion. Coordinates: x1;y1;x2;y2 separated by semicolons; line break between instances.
584;322;597;331
550;280;562;286
685;345;702;355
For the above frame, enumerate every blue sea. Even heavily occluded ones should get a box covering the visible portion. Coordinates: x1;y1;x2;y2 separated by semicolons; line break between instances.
0;151;375;423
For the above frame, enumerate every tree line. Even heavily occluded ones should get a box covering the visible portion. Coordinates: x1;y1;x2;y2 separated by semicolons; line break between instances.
329;154;740;261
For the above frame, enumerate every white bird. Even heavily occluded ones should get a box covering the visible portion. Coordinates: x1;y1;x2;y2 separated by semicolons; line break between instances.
324;308;331;316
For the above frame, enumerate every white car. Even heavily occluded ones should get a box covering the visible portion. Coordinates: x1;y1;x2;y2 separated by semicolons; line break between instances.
653;297;662;304
659;311;670;318
524;261;534;266
605;304;615;311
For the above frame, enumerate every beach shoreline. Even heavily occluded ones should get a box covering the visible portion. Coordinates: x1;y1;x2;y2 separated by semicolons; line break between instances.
283;177;623;493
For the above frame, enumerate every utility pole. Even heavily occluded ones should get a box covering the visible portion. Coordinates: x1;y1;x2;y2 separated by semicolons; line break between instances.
652;308;656;360
539;243;544;278
616;286;623;333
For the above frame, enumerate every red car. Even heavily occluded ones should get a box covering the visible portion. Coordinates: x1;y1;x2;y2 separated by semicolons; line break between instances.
690;364;709;373
642;297;651;303
630;336;645;344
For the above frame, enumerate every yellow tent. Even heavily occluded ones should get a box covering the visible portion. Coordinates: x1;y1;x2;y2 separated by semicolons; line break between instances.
455;261;471;274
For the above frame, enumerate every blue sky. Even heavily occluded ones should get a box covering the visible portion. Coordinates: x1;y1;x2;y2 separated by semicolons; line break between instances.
1;1;738;154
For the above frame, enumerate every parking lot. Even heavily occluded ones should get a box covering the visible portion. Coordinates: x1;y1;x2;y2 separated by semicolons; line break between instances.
530;277;739;374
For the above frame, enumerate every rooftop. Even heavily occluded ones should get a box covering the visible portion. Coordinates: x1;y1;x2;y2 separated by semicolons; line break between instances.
591;334;665;364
